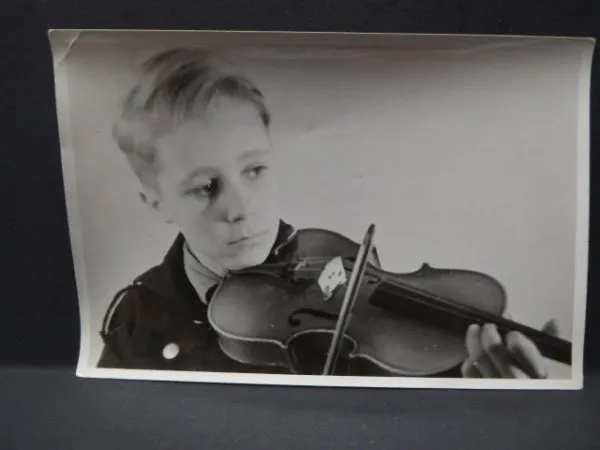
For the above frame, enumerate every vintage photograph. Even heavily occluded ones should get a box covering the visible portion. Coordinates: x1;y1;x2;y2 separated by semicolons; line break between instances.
49;29;593;389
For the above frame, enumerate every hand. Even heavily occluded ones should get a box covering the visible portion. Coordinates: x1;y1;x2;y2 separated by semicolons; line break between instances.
461;319;559;379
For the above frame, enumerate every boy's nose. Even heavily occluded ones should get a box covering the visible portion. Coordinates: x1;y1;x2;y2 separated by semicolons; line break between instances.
222;184;250;223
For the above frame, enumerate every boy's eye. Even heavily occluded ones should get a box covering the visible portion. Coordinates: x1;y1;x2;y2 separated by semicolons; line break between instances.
187;180;219;198
246;165;268;179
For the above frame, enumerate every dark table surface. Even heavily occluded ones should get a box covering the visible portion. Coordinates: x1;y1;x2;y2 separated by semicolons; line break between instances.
1;365;599;450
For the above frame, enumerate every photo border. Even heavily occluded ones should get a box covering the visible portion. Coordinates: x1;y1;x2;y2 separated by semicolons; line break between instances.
48;29;595;390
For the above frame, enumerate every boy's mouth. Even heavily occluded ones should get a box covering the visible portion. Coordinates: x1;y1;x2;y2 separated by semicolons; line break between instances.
228;230;269;246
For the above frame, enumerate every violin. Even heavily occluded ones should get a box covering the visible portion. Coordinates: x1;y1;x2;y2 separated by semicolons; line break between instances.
207;224;572;376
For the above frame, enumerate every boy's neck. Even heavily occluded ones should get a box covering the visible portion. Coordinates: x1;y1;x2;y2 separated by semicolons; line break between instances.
183;241;229;279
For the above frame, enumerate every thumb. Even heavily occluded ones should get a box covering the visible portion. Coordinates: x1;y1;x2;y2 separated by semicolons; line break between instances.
542;319;560;337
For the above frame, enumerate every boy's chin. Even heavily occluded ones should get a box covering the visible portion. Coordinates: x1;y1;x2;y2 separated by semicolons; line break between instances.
223;247;271;271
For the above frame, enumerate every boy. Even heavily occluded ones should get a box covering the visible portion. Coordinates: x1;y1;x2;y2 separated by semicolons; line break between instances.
98;48;556;379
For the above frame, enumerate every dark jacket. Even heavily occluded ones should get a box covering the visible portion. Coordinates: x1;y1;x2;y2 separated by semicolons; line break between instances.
98;220;463;377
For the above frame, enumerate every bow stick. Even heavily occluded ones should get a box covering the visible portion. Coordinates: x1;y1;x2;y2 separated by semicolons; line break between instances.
322;223;376;375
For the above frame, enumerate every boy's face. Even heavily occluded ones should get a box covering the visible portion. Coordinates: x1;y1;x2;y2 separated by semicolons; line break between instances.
145;97;280;271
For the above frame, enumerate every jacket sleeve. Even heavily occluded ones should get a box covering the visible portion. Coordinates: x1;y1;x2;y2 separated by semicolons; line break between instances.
96;285;137;369
96;284;173;370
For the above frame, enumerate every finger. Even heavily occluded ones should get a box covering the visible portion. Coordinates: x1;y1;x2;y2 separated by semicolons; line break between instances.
502;311;539;377
465;324;483;358
480;323;517;378
462;325;492;377
506;331;548;378
463;325;490;378
461;357;482;378
542;319;560;337
506;365;531;379
476;353;503;378
465;324;505;378
465;324;508;378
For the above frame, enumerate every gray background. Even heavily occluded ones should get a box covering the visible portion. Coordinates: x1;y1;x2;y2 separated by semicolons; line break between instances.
1;0;599;448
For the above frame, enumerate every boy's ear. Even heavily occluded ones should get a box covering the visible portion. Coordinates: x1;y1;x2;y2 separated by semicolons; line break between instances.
138;188;174;224
139;190;160;211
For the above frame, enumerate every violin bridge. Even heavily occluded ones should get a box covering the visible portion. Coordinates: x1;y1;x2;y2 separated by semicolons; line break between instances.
317;257;347;301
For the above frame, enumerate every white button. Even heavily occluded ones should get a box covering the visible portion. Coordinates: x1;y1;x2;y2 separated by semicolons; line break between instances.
162;343;180;360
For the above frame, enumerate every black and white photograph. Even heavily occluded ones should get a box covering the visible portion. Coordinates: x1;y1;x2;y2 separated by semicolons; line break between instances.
49;29;593;389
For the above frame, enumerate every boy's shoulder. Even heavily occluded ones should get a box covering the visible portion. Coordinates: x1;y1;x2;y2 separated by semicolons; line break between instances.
96;234;209;369
103;233;199;323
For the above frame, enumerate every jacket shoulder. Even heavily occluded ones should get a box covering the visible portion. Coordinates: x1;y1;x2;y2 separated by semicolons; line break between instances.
100;265;168;333
96;264;204;370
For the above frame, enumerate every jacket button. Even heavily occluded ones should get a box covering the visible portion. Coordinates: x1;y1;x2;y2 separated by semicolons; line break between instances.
162;342;180;360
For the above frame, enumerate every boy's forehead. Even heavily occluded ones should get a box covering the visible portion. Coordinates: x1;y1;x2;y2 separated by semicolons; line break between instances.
153;99;271;173
160;97;266;140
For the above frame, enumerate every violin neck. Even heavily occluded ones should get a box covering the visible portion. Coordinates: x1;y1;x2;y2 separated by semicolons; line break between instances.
371;280;572;366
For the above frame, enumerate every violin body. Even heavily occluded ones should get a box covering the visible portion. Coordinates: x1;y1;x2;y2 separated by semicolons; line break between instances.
207;227;571;376
207;228;507;376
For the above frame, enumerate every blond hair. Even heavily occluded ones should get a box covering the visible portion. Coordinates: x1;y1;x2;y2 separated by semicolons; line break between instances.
112;48;271;190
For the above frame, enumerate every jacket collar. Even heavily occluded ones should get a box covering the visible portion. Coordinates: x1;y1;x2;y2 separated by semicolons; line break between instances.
134;219;297;312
